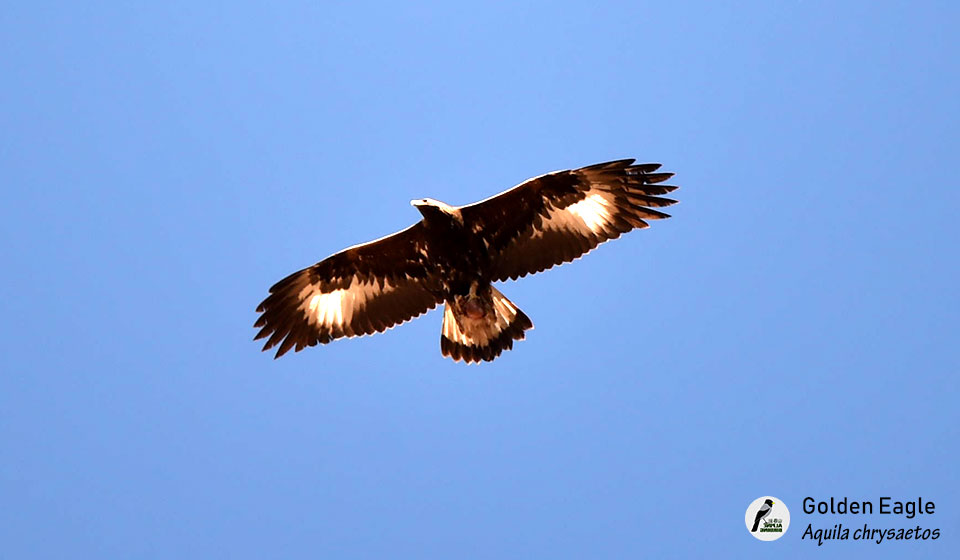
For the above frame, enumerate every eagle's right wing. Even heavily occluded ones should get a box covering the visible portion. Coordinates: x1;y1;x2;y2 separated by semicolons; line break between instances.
254;222;443;358
460;159;678;281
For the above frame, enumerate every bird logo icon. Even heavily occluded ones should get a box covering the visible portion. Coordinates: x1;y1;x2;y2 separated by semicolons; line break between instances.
751;499;775;532
745;496;790;541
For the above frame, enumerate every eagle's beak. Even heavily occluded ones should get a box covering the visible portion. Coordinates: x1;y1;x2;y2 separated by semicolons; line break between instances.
410;199;420;207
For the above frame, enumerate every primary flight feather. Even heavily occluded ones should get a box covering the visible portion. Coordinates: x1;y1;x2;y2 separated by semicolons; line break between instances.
254;159;678;363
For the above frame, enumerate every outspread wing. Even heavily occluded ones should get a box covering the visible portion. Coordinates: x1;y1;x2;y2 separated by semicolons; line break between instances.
254;222;442;358
459;159;678;281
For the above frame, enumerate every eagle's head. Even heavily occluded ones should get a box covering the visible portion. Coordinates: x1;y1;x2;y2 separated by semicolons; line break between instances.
411;198;458;221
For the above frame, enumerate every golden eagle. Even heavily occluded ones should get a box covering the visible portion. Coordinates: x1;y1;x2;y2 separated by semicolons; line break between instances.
254;159;678;363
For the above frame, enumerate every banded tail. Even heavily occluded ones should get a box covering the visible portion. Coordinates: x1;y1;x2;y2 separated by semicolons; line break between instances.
440;285;533;363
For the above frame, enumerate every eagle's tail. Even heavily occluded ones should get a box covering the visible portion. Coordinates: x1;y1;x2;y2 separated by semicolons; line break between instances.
440;285;533;363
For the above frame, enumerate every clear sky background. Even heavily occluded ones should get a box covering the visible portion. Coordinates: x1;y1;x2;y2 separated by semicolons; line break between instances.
2;2;957;558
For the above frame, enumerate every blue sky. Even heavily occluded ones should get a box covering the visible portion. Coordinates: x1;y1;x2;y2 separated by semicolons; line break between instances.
2;1;957;558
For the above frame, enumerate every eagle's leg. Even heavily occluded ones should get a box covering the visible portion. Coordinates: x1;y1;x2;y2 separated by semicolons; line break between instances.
439;283;534;363
463;281;488;319
463;299;486;319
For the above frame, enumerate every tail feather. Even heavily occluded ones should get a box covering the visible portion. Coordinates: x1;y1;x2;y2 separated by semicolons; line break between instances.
440;286;533;363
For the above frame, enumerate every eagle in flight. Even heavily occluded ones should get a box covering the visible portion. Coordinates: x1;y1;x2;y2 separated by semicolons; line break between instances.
254;159;678;363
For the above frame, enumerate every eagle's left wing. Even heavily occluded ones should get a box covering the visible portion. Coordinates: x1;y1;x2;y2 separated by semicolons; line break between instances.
254;222;443;358
459;159;678;281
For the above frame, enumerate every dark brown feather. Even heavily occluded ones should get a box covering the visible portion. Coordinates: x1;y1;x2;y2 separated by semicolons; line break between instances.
458;159;678;281
254;223;443;358
255;158;677;363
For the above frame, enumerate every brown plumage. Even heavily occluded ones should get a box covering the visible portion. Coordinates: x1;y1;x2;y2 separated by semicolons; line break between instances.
254;159;678;363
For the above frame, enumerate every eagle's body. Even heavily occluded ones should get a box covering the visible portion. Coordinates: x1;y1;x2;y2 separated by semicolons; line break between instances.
255;159;678;363
412;199;486;296
412;201;534;362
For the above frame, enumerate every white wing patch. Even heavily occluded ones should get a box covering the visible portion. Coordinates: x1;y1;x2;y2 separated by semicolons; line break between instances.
566;192;613;233
305;290;346;326
298;275;396;329
534;190;615;238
